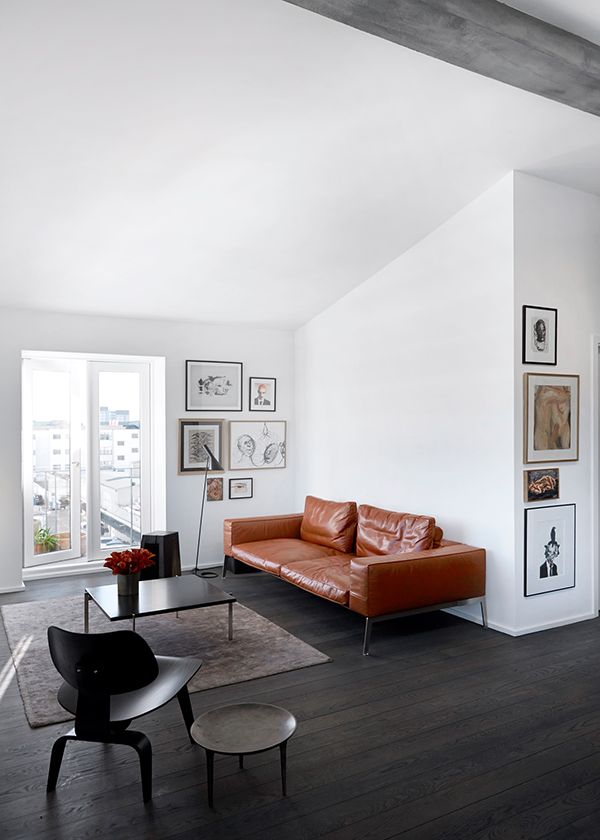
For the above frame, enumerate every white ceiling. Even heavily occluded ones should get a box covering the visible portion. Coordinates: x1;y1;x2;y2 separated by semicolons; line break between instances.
2;0;600;328
501;1;600;46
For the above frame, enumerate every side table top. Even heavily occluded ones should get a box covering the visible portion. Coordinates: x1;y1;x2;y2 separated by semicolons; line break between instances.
191;702;297;755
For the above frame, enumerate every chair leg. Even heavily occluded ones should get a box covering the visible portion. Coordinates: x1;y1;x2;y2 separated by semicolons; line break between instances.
206;749;215;808
119;731;152;803
279;741;288;797
47;733;73;792
222;555;229;578
480;598;488;628
177;686;195;742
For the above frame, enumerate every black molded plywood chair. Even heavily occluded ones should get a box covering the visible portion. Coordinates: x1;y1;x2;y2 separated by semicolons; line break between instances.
46;626;202;802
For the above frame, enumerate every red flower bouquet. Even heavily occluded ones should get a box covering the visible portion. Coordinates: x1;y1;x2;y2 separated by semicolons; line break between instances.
104;547;155;576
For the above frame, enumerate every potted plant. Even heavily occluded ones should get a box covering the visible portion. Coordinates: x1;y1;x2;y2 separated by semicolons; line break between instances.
34;526;59;554
103;547;155;597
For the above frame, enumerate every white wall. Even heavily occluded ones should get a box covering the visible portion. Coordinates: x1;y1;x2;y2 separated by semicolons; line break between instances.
0;307;294;592
295;176;516;630
514;173;600;633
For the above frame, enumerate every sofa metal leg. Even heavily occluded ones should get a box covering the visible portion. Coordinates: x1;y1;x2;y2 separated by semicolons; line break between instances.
362;618;373;656
480;598;488;628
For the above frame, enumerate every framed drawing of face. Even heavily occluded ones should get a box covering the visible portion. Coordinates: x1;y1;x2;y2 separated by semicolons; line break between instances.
249;377;276;412
522;305;557;365
524;504;575;596
229;421;286;470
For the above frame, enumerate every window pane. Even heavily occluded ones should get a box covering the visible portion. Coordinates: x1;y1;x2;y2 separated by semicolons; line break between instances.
32;370;71;554
98;372;141;548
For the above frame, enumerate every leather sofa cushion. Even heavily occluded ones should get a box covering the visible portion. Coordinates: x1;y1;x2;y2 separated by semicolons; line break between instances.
232;538;345;576
280;557;352;605
356;505;436;557
300;495;357;554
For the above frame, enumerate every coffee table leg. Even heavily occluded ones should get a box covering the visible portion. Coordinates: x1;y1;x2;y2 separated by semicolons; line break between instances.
84;592;90;633
238;754;244;769
132;615;136;632
228;602;233;641
206;749;214;808
280;741;287;797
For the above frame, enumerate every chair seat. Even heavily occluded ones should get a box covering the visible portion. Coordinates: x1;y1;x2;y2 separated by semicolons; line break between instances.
57;655;201;722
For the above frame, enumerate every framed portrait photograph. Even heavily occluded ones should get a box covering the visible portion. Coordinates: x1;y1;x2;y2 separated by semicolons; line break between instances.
206;477;223;501
229;477;253;499
178;419;225;474
522;305;557;365
249;377;276;412
524;468;560;503
524;373;579;463
185;360;242;411
229;420;286;470
524;504;575;597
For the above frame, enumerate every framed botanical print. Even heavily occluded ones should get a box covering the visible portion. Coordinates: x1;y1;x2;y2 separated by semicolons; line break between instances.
185;360;243;411
524;504;575;596
524;468;560;503
524;373;579;463
178;419;225;474
229;478;253;499
522;305;557;365
229;421;286;470
249;377;276;412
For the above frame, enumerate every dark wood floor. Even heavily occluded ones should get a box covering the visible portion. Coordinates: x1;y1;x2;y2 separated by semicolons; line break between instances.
2;571;600;840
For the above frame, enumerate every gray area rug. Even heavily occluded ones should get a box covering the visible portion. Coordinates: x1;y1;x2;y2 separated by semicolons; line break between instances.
1;595;330;728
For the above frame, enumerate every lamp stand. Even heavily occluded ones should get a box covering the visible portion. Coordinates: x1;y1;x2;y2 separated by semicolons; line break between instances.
193;445;221;578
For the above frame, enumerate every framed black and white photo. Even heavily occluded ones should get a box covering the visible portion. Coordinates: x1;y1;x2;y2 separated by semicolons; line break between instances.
249;377;276;412
229;477;253;499
524;504;575;597
206;477;223;501
178;419;225;474
524;373;579;463
522;305;557;365
524;468;560;503
229;420;286;470
185;360;242;411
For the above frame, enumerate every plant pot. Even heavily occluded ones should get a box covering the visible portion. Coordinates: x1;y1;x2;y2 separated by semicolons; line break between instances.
117;571;140;598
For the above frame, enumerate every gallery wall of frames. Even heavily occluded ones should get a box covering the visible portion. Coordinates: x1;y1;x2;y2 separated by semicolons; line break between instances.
179;360;285;502
521;306;577;597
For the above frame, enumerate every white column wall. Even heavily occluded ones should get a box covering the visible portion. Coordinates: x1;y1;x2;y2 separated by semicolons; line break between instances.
0;307;294;592
295;175;516;630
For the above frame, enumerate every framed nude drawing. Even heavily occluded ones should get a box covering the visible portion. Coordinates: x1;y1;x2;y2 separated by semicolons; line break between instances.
524;373;579;463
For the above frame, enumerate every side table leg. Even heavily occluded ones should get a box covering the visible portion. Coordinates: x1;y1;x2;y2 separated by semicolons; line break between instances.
238;754;244;769
228;602;234;641
132;615;136;632
84;593;90;633
279;741;287;797
206;749;214;808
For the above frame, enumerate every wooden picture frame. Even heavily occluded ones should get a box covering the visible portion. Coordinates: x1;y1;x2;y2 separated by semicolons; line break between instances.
206;477;223;501
229;421;286;470
524;468;560;503
524;373;579;463
522;305;557;365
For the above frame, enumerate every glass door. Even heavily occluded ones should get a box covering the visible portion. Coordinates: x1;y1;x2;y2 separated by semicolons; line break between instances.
22;358;84;567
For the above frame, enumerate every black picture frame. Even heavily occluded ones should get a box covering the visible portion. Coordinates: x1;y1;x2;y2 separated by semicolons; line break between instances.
185;360;243;411
522;305;557;365
248;377;276;412
228;477;253;499
524;503;575;597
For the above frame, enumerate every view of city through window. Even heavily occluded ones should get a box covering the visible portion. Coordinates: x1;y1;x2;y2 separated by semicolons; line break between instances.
31;365;142;561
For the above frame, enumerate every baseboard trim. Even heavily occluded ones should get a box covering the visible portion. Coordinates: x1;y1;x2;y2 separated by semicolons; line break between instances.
23;559;107;582
446;605;598;636
0;583;26;594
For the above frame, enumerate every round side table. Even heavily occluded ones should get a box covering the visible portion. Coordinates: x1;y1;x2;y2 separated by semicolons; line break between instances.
190;702;297;808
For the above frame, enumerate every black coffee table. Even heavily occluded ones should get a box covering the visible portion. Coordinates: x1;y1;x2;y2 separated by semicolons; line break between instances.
84;575;236;637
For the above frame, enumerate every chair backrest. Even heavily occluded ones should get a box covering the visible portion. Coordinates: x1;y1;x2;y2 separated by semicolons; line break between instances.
48;626;160;739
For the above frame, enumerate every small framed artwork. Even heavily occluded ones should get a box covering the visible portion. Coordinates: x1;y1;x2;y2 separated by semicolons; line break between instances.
524;468;560;503
185;360;243;411
229;478;253;499
522;305;557;365
229;420;286;470
249;377;276;412
524;504;575;596
206;477;223;501
524;373;579;463
178;419;225;474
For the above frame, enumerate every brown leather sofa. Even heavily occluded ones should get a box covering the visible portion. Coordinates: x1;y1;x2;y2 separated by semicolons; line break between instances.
223;495;486;654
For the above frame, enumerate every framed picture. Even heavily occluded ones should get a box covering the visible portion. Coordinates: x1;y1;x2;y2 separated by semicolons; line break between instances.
185;360;243;411
229;477;253;499
522;305;557;365
178;419;225;474
524;373;579;463
524;504;575;596
524;468;560;503
249;377;276;412
229;421;286;470
206;477;223;501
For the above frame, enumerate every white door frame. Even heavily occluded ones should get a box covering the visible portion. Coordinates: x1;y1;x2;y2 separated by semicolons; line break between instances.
591;335;600;616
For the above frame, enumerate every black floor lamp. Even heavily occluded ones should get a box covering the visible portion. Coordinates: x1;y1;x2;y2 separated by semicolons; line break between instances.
193;443;224;578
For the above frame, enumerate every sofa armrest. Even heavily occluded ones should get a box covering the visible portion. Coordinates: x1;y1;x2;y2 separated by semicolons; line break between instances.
348;544;486;617
224;514;304;555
